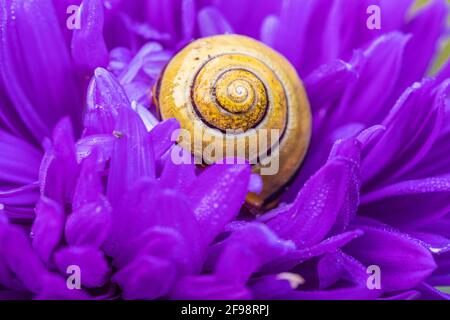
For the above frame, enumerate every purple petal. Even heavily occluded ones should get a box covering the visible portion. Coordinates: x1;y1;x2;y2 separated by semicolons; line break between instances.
34;274;90;300
411;232;450;255
76;134;114;164
362;78;447;186
105;181;201;268
106;107;155;204
72;149;104;210
267;154;360;247
54;246;110;288
148;118;180;159
208;223;295;285
65;200;112;248
0;219;49;293
31;197;65;263
305;60;357;116
396;0;448;93
71;0;108;72
113;255;176;300
114;226;193;273
0;130;41;185
335;32;410;126
84;68;130;135
261;230;364;273
171;275;251;300
0;0;82;141
197;7;233;37
187;163;251;244
360;175;450;229
160;152;197;193
39;118;79;204
344;225;437;292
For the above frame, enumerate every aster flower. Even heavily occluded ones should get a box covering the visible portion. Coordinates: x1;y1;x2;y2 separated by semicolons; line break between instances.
0;0;449;300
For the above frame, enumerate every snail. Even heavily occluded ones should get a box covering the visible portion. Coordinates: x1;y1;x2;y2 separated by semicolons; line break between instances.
153;34;311;208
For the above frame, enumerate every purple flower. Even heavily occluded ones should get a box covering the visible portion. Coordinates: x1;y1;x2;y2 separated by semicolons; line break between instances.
0;0;449;300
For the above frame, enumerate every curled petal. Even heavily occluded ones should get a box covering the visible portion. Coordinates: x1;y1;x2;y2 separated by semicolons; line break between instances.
72;149;104;210
171;275;251;300
360;175;450;229
39;118;78;204
344;225;437;292
362;78;447;186
208;223;295;285
149;118;180;159
65;200;112;248
261;230;364;273
187;163;251;244
71;0;108;72
31;197;65;263
54;246;110;288
84;68;130;135
0;219;49;293
268;152;360;247
113;255;176;300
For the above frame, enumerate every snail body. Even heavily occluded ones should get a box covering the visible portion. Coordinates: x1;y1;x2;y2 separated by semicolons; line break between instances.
154;35;311;207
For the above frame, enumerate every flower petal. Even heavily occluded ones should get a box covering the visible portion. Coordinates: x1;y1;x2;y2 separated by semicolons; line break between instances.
360;176;450;229
344;225;437;292
149;118;179;159
187;163;251;244
267;150;360;247
197;7;233;37
207;223;295;285
31;197;65;263
113;255;176;300
0;0;82;140
171;275;251;300
106;107;155;204
54;246;110;288
39;118;79;204
84;68;130;135
65;200;112;248
362;78;447;186
71;0;108;73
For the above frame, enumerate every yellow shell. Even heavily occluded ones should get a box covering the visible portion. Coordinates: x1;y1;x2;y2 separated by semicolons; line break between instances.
154;35;311;207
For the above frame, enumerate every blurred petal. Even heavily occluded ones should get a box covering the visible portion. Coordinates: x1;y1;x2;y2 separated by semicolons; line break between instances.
362;78;447;186
0;0;82;141
71;0;108;73
65;200;112;248
171;275;251;300
113;255;176;300
198;7;233;37
0;130;41;185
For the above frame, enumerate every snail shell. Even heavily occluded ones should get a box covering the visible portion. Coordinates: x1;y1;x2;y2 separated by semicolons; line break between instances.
154;35;311;207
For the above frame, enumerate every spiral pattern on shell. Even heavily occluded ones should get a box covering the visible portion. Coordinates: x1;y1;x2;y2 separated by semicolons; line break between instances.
154;35;311;207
